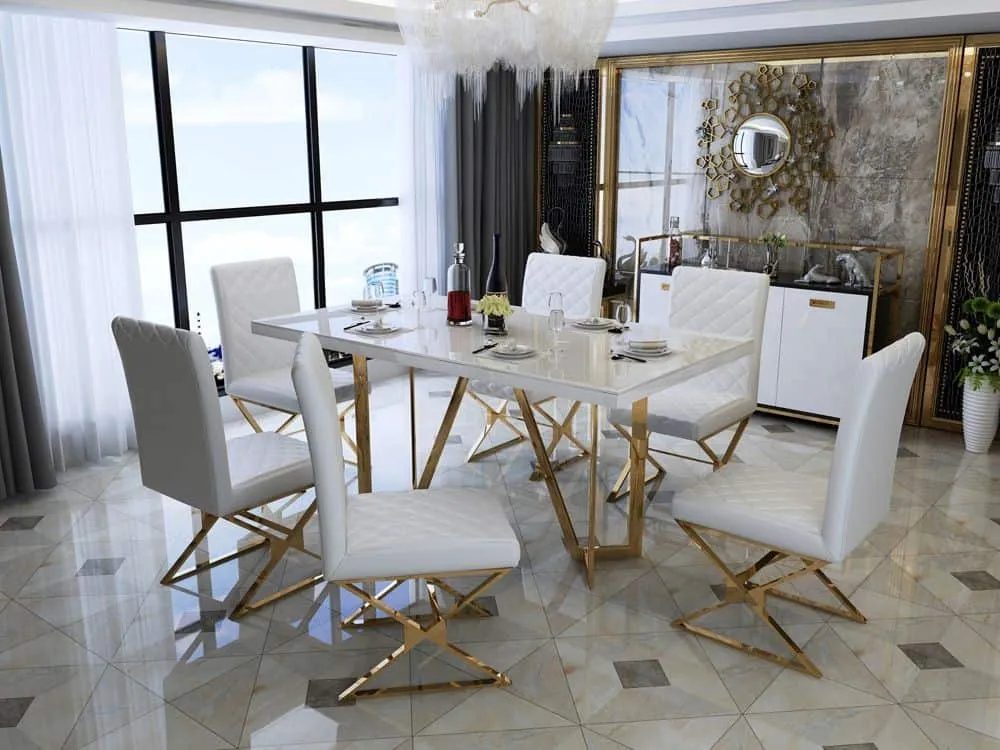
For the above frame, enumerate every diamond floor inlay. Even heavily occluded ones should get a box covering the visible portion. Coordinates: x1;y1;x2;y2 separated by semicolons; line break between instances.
613;659;670;689
0;515;44;531
305;678;358;708
951;570;1000;591
897;642;965;670
0;696;34;728
1;373;997;749
75;556;127;576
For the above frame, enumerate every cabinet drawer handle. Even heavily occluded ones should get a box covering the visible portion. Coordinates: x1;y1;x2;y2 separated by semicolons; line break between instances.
660;282;671;291
809;298;836;310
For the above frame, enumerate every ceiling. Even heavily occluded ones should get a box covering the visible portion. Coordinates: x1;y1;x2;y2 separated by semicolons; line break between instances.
10;0;1000;52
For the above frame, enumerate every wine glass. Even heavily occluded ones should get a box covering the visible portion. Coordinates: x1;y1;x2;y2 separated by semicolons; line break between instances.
614;301;632;349
411;289;427;327
423;276;438;308
364;281;384;326
548;291;565;351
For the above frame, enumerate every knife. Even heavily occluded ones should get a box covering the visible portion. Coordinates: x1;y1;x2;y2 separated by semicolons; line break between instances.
472;342;498;354
615;352;647;363
344;320;367;331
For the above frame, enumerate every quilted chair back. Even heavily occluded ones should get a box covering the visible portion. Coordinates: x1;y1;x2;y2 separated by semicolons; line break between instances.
520;254;606;318
111;317;231;515
668;267;770;401
292;333;348;578
211;258;300;387
822;332;924;562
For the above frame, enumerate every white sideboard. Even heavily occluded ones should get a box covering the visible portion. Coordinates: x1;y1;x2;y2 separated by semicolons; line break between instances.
638;271;870;421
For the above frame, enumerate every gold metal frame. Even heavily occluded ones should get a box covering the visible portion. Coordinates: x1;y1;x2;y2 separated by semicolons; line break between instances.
921;34;1000;431
598;36;968;428
605;417;749;502
332;571;511;702
161;491;322;619
673;520;865;677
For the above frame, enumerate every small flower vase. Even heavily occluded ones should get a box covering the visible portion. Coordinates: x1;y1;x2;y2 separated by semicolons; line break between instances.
484;313;507;336
962;379;1000;453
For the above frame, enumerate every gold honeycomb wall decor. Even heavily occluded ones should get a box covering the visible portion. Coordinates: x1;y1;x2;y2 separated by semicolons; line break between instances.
696;64;836;219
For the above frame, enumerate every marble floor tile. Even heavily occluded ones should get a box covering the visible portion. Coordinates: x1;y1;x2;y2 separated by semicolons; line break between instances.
0;375;995;749
832;615;1000;702
556;632;738;723
747;705;936;749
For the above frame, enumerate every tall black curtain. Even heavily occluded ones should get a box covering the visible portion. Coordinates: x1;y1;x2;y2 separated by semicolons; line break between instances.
0;148;55;499
456;67;537;304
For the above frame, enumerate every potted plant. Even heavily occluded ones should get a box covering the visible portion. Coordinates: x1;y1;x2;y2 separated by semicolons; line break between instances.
476;294;513;336
945;295;1000;453
759;232;787;278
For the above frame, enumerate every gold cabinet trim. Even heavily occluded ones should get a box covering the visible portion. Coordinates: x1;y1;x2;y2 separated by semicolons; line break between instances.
809;299;836;310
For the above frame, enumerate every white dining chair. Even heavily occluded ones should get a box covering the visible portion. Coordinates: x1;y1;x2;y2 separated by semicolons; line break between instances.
669;332;925;677
111;317;321;619
292;332;521;702
467;253;606;476
211;258;365;459
607;266;770;501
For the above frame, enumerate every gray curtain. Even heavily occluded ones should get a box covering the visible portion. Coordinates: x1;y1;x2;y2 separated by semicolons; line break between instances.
0;148;55;499
456;67;537;304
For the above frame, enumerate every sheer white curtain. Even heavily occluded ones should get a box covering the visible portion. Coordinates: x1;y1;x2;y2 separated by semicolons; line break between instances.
399;50;450;299
0;12;141;470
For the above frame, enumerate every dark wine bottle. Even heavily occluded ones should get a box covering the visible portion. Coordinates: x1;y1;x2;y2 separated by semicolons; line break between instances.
484;233;507;297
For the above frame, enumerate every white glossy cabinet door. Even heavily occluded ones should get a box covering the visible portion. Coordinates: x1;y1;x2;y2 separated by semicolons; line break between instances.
757;287;784;407
638;273;672;326
775;288;869;419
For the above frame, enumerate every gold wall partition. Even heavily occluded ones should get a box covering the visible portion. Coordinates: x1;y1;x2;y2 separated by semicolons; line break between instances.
922;34;1000;430
597;37;968;426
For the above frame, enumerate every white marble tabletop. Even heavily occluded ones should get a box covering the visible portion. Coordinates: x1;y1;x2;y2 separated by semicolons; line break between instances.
252;306;752;409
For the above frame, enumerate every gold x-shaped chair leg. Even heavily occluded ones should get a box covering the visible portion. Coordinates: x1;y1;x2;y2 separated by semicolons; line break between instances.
162;495;323;620
466;393;529;462
671;520;866;678
334;572;511;702
606;417;750;502
232;395;359;465
528;401;593;481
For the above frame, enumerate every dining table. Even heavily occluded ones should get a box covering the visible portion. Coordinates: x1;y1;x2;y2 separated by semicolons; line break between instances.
252;304;753;586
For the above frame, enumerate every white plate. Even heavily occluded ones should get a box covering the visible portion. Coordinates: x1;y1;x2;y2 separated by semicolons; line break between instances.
626;344;671;358
351;304;386;313
629;340;668;351
490;344;536;359
357;324;400;336
572;317;615;330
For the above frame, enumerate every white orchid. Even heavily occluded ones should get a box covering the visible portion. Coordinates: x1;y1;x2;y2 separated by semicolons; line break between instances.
945;296;1000;391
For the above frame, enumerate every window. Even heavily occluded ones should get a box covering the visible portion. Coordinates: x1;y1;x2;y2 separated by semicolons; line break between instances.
119;30;402;383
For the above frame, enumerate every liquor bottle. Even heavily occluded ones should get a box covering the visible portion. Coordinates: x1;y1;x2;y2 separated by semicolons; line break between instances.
484;233;507;297
446;243;472;326
667;216;682;272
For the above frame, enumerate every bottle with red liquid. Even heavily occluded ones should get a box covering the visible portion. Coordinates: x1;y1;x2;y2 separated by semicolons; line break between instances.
446;243;473;326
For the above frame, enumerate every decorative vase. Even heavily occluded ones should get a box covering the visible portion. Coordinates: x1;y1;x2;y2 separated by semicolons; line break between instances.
962;379;1000;454
485;314;507;335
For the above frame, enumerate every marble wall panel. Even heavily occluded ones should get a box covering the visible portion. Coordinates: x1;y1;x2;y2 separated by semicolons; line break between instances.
614;52;949;335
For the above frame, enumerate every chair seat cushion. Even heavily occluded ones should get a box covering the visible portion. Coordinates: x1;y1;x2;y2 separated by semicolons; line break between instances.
228;367;357;412
609;384;755;441
672;465;832;561
225;433;314;515
332;488;521;581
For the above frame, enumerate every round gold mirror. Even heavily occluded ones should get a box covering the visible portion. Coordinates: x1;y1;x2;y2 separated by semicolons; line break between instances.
732;114;791;177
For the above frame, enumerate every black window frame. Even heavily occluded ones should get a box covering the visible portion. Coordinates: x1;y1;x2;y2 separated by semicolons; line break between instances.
130;30;401;331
